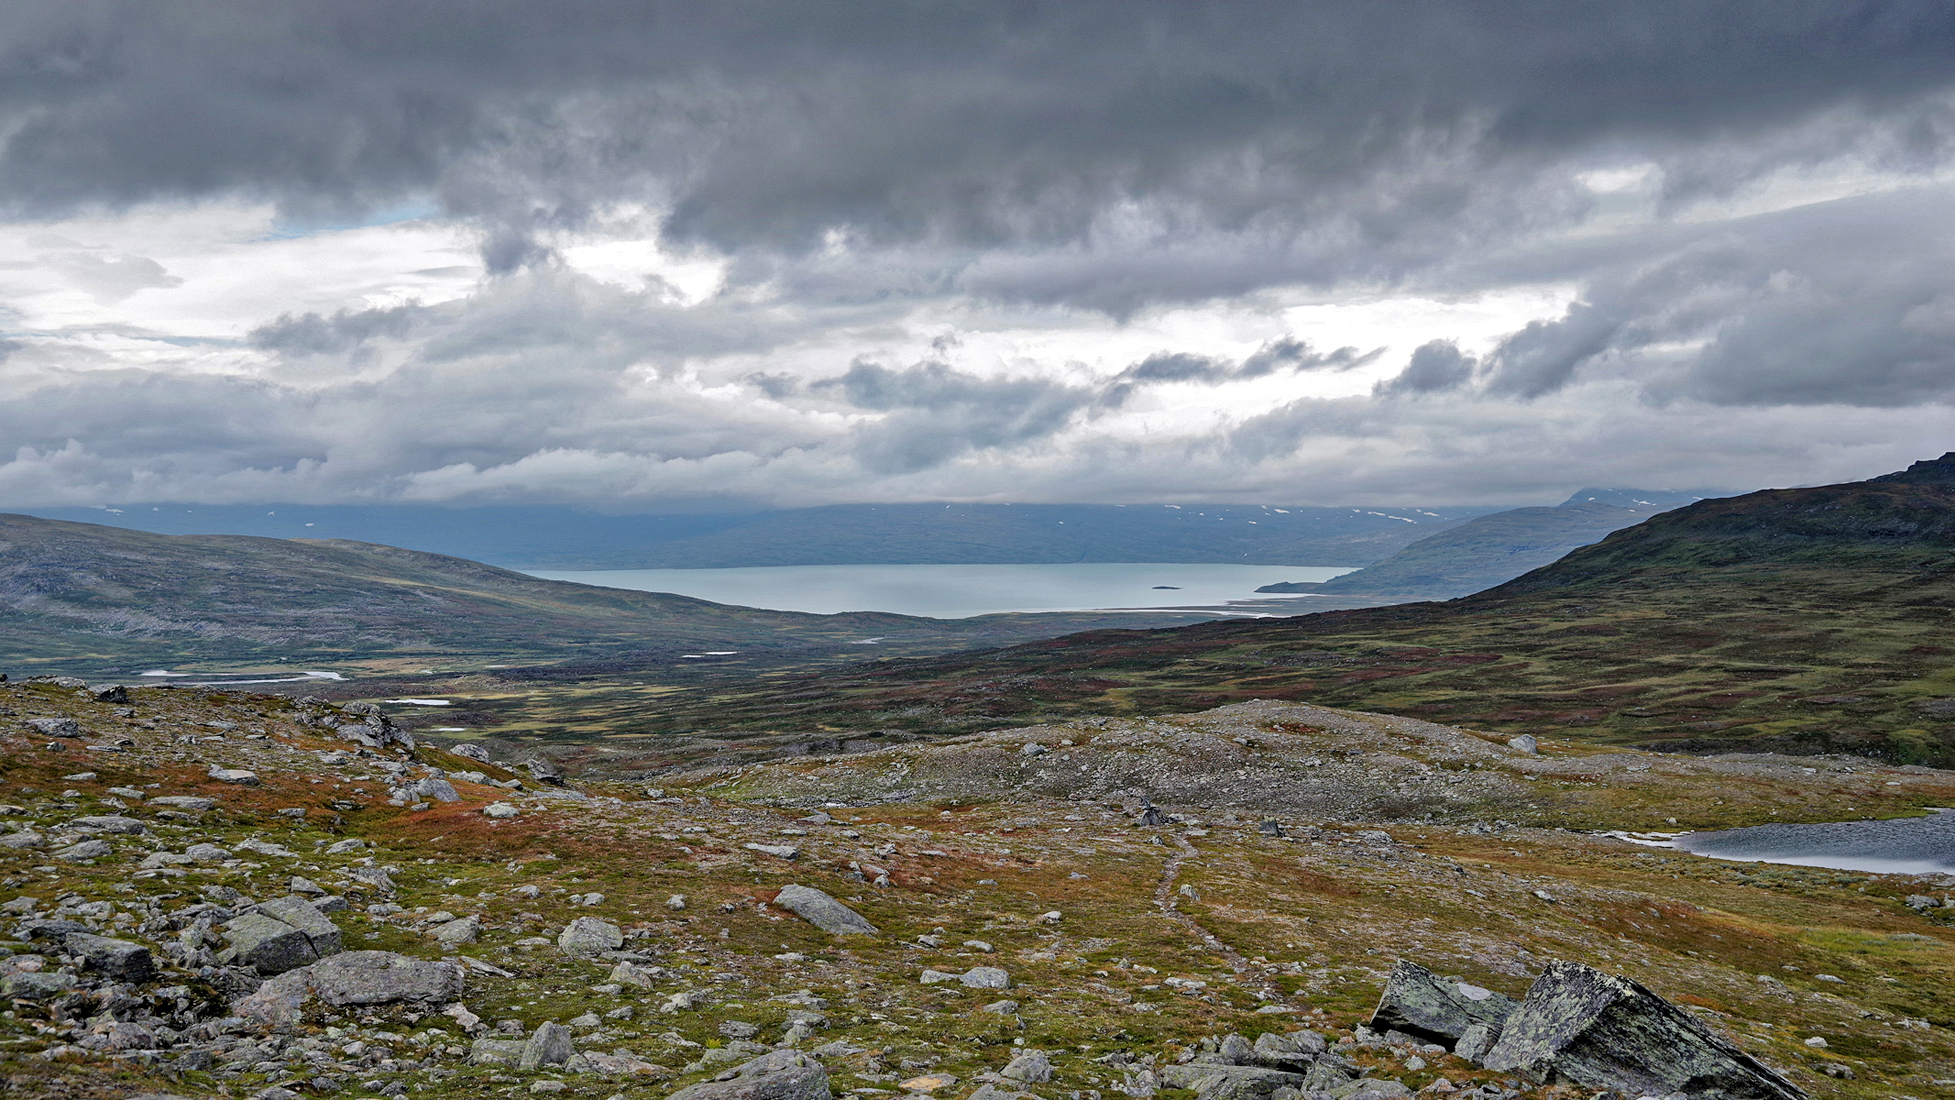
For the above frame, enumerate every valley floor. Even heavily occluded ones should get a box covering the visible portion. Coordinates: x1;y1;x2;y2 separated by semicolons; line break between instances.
0;683;1951;1100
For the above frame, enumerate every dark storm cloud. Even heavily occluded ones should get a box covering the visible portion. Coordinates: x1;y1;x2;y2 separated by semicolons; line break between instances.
6;2;1955;300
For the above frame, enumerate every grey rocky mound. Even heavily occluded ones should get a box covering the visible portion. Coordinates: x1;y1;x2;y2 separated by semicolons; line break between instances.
63;932;156;982
557;916;624;953
1482;960;1805;1100
221;895;343;975
773;884;878;935
667;1048;832;1100
236;950;465;1028
1369;959;1517;1049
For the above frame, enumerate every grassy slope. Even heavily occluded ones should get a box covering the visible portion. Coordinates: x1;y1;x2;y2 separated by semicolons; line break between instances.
574;470;1955;765
1269;501;1666;598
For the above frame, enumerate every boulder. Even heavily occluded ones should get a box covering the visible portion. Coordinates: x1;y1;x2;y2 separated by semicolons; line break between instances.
1331;1081;1413;1100
744;843;800;860
470;1037;526;1066
207;767;260;785
1160;1063;1309;1100
520;1021;575;1069
1481;960;1805;1100
222;912;321;975
64;932;156;981
960;966;1011;989
1251;1029;1327;1070
25;718;80;738
557;916;624;953
1;970;76;1000
773;884;878;936
433;915;481;945
452;743;492;763
1369;960;1517;1048
150;796;216;811
66;814;148;835
409;777;460;803
53;838;112;861
1001;1050;1054;1084
185;843;233;862
667;1048;831;1100
235;950;465;1028
255;895;343;957
483;802;520;818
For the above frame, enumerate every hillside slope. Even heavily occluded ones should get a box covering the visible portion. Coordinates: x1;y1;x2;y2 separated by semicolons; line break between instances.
0;515;1222;674
590;457;1955;764
1255;495;1704;600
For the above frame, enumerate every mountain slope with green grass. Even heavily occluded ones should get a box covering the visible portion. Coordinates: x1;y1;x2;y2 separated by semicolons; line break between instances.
576;458;1955;765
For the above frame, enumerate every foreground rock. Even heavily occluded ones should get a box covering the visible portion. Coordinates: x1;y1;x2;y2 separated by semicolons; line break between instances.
236;950;466;1028
667;1048;831;1100
1368;959;1517;1049
1483;960;1806;1100
773;884;878;935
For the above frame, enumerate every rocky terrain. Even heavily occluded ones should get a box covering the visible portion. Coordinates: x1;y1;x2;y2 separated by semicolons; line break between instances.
0;678;1951;1100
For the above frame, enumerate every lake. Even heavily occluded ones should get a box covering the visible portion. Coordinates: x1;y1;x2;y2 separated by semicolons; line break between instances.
524;562;1358;619
1672;808;1955;877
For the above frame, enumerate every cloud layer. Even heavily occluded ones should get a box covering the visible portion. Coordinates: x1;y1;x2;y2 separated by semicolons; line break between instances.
1;2;1953;509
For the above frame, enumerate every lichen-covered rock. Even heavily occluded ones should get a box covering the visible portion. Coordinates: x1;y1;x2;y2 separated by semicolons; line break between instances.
25;717;80;738
1001;1049;1054;1083
235;950;465;1028
1481;960;1805;1100
255;895;342;958
63;932;155;981
960;966;1011;989
1331;1080;1413;1100
1369;960;1517;1048
222;912;320;975
667;1048;831;1100
53;838;112;861
520;1021;575;1069
773;884;878;935
1251;1029;1327;1070
1160;1064;1307;1100
557;916;624;953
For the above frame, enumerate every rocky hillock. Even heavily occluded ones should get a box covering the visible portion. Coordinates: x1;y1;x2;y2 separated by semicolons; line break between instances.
0;680;1950;1100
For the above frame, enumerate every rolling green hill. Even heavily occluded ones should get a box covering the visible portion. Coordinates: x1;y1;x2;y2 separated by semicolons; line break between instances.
588;457;1955;765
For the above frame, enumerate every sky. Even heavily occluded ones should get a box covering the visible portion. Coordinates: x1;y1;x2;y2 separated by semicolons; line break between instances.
3;1;1955;511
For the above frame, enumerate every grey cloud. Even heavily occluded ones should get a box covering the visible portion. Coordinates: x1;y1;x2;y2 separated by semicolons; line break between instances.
3;3;1955;305
1473;187;1955;406
1378;340;1477;396
1104;339;1377;405
250;304;422;355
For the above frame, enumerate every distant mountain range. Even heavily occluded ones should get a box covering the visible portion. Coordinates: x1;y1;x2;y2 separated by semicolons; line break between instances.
0;515;1228;675
1253;488;1716;599
13;501;1506;569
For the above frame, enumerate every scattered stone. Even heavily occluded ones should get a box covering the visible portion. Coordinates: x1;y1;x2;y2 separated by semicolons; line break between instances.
433;915;482;945
1508;735;1538;754
774;884;878;935
744;842;800;859
483;802;520;818
667;894;687;909
150;796;217;811
982;999;1019;1015
1035;910;1062;924
26;718;80;738
207;767;260;785
1482;960;1803;1100
185;842;233;862
610;960;660;988
325;837;367;854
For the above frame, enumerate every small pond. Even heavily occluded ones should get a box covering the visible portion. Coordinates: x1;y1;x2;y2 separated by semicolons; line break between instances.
1672;808;1955;876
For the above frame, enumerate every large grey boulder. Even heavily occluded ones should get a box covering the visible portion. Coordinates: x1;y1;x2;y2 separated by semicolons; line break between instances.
53;838;112;861
66;815;149;835
222;897;341;975
1251;1029;1327;1070
64;932;156;981
26;718;80;738
1481;961;1805;1100
1001;1049;1054;1083
255;896;343;957
557;916;624;953
235;950;465;1028
668;1048;831;1100
1159;1064;1306;1100
773;884;878;936
1369;960;1517;1048
519;1021;575;1069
